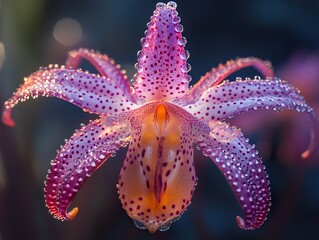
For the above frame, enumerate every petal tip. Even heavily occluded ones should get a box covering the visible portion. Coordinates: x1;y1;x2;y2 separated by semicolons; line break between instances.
236;216;246;229
2;108;15;127
301;150;310;159
66;207;79;220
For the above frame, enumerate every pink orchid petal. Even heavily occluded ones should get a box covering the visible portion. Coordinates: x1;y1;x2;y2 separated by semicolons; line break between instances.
187;78;319;158
133;2;189;101
45;117;130;220
195;121;270;230
118;102;196;232
2;66;139;126
175;57;274;105
66;48;135;101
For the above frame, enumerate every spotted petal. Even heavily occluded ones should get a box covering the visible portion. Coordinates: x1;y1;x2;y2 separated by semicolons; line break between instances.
195;121;270;230
2;66;139;126
175;57;274;105
186;78;319;157
45;118;130;220
133;2;190;101
66;48;135;101
118;102;196;232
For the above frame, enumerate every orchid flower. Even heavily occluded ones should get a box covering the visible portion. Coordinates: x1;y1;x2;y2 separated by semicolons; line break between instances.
2;1;318;233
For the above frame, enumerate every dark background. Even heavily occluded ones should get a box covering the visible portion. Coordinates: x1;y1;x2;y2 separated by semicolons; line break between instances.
1;0;319;239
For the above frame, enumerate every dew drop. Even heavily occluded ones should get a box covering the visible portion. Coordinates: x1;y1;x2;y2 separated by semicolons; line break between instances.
137;50;144;59
159;221;172;231
181;65;187;73
179;51;187;60
140;37;146;46
186;63;192;72
174;24;183;33
133;219;147;230
172;16;181;23
156;2;165;8
167;1;177;9
177;36;187;46
185;50;190;59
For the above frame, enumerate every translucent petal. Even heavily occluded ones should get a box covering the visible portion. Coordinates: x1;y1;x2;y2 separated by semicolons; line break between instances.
118;102;195;232
45;117;130;220
133;3;189;101
195;121;270;230
2;67;139;126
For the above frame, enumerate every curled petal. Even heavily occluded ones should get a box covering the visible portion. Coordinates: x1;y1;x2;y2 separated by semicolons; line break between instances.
133;2;189;101
66;48;136;102
2;66;139;126
301;110;319;158
187;78;319;158
45;118;130;220
195;121;271;230
175;57;274;105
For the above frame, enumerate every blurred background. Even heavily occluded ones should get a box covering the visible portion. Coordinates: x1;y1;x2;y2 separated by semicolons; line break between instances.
1;0;319;239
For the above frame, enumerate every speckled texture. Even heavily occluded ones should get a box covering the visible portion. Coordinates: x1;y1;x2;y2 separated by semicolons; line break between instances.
2;1;319;233
133;2;190;101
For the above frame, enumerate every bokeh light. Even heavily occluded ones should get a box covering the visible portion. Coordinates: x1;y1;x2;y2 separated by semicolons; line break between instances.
53;18;82;46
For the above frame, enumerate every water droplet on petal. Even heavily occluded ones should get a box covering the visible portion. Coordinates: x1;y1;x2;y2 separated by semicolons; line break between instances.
137;50;144;59
174;24;183;33
140;37;146;46
179;51;187;60
133;219;147;230
159;221;172;231
156;2;165;8
181;65;187;73
172;16;181;23
177;36;187;46
134;63;139;70
167;1;177;9
186;63;192;72
185;50;190;59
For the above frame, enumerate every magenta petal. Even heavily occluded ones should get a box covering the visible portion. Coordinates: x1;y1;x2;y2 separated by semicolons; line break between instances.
189;78;311;121
66;48;135;101
45;118;130;220
195;121;270;230
175;57;274;105
2;66;139;126
133;2;189;101
187;78;318;157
